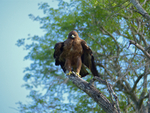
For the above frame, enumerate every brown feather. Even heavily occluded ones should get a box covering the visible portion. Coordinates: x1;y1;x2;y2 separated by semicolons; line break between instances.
53;30;99;77
53;42;66;72
81;40;99;77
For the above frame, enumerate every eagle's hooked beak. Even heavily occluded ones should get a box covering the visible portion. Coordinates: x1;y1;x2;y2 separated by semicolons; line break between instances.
71;34;75;38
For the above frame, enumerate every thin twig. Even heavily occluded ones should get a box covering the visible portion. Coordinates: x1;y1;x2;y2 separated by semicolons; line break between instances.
129;40;150;59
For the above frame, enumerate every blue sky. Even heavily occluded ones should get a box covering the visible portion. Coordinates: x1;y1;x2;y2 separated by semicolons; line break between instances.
0;0;58;112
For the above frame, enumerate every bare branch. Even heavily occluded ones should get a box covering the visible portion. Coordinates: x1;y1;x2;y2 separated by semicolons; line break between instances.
131;73;144;92
141;0;147;6
94;76;121;113
130;25;148;47
130;0;150;20
97;63;115;79
129;40;150;59
106;81;121;113
138;67;148;108
100;26;119;48
148;90;150;113
67;72;119;113
87;34;106;51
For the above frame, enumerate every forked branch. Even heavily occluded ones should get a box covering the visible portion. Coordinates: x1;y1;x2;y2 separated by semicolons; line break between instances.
130;0;150;20
67;72;120;113
128;40;150;59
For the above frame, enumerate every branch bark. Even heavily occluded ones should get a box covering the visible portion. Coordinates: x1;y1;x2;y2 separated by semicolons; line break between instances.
67;72;119;113
130;0;150;20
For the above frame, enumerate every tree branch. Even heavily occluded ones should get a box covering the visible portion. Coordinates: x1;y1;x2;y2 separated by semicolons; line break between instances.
100;26;119;48
130;24;148;47
106;80;121;113
93;76;121;113
67;72;119;113
148;90;150;113
131;73;144;92
128;40;150;59
130;0;150;20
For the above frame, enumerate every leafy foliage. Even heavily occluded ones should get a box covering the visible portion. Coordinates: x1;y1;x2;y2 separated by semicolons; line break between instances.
17;0;150;112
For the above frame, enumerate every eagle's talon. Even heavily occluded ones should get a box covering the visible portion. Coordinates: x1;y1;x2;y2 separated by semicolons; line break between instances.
76;73;81;78
66;71;72;75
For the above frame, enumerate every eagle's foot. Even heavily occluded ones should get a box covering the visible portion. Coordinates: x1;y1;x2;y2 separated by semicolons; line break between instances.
66;71;72;76
76;72;81;78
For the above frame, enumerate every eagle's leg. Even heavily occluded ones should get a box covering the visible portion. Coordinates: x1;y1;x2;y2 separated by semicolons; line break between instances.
66;71;72;75
76;57;82;78
65;59;72;75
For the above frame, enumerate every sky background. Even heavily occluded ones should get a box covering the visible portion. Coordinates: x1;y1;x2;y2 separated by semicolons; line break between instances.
0;0;58;112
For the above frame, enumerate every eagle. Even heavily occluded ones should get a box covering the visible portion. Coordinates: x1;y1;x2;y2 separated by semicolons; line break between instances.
53;31;99;78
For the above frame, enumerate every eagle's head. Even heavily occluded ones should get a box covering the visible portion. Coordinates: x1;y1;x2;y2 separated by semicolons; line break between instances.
68;31;79;39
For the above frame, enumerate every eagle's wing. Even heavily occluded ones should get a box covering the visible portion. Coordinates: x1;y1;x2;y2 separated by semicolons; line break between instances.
81;40;99;77
53;42;66;73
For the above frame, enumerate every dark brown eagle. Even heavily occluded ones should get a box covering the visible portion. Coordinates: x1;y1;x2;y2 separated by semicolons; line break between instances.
53;31;99;78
